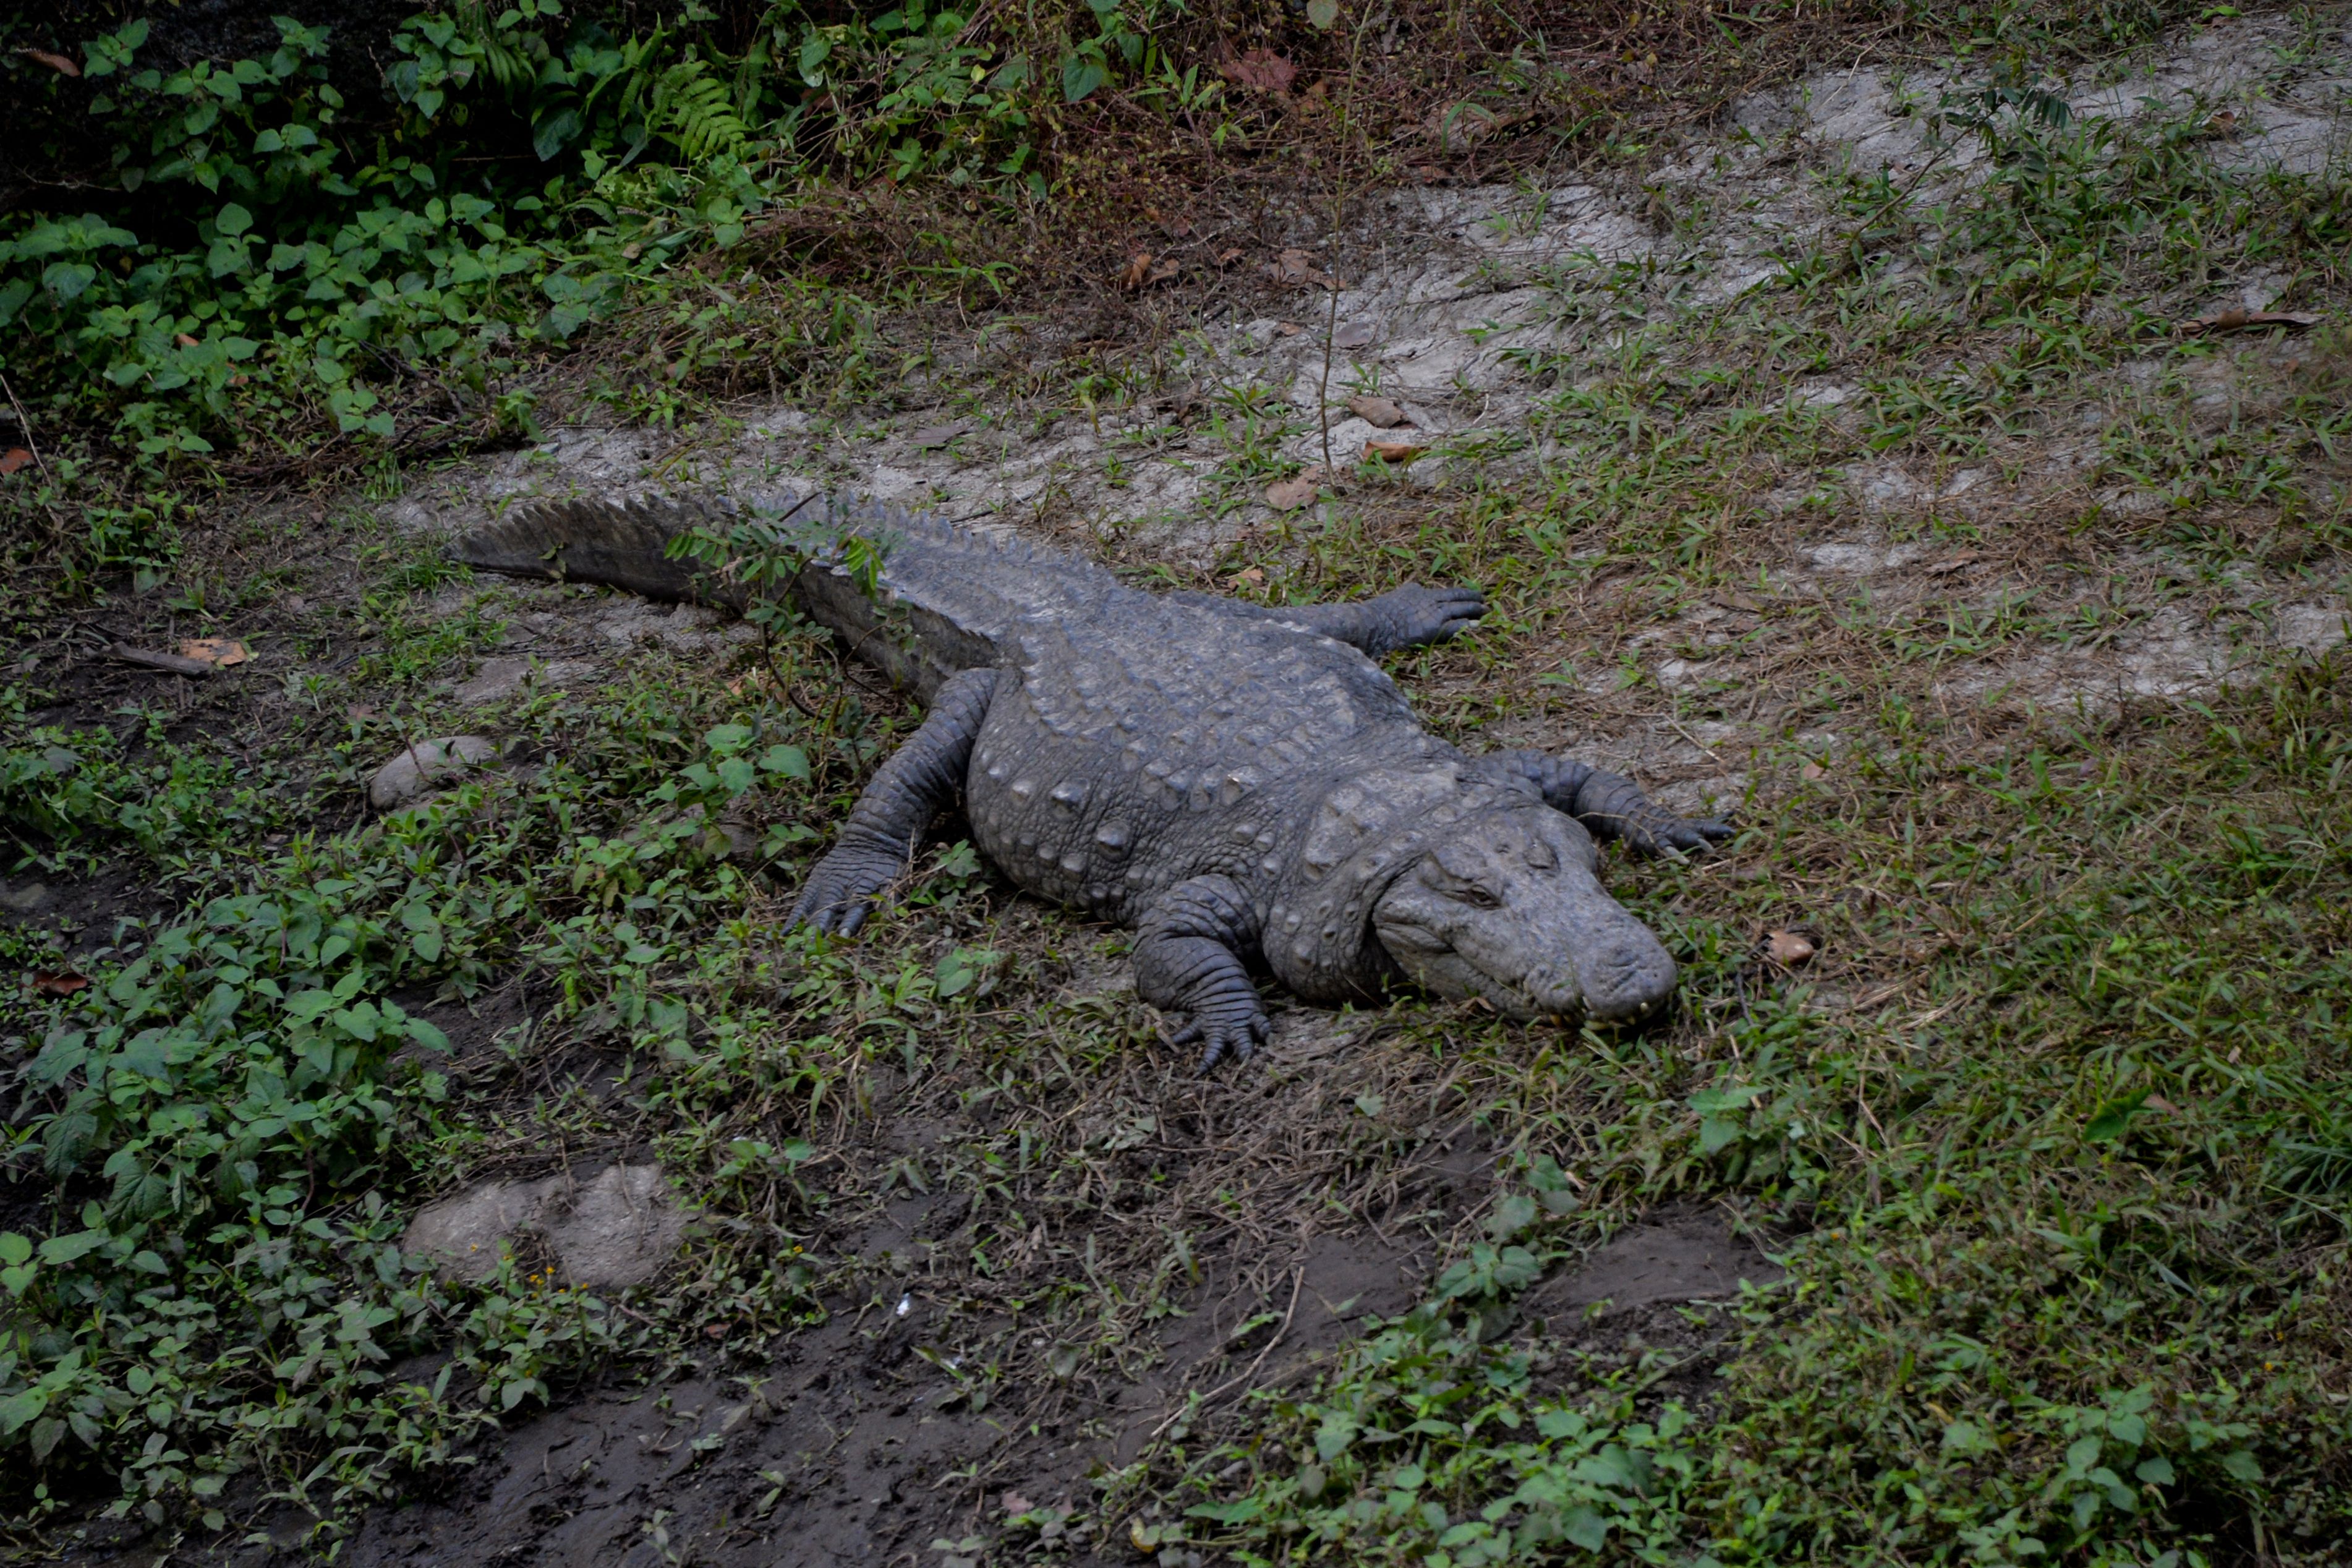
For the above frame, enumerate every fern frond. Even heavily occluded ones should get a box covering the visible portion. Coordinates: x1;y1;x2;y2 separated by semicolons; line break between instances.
654;59;749;160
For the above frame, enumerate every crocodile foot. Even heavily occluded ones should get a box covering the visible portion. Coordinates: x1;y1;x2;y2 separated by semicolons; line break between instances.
1174;1001;1272;1075
1376;583;1487;647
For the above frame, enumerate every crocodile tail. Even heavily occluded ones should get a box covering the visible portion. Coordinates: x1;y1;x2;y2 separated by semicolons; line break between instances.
453;494;744;607
452;490;1132;698
807;493;1126;638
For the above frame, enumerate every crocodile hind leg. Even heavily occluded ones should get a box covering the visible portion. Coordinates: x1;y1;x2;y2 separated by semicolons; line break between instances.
1131;875;1270;1072
791;668;1000;934
1483;751;1735;857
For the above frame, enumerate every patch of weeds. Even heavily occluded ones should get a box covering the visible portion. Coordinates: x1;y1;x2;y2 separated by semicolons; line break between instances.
0;590;959;1532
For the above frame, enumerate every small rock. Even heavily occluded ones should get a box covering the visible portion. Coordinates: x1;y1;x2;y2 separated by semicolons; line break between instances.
908;421;970;450
679;803;758;859
547;1165;686;1287
0;882;51;915
401;1163;686;1287
368;736;498;811
456;657;598;705
454;658;532;705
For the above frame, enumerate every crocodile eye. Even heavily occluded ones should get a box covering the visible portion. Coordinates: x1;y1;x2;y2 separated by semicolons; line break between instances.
1452;884;1502;910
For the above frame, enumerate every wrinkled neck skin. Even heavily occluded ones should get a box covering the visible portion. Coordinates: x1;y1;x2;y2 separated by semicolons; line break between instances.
1368;806;1679;1023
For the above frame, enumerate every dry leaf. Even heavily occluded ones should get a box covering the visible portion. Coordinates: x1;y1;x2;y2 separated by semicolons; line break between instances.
179;637;250;668
1920;551;1982;576
1120;252;1153;290
1363;439;1428;464
1712;590;1762;612
1332;320;1375;349
907;422;969;450
1266;248;1340;289
1347;394;1408;428
1229;567;1266;586
1764;930;1816;967
1001;1491;1034;1516
0;448;31;476
2182;308;2320;336
1266;470;1326;510
19;46;79;76
176;332;200;348
1214;246;1243;266
1800;761;1827;782
32;971;90;996
1218;47;1297;95
347;703;379;720
1422;101;1527;152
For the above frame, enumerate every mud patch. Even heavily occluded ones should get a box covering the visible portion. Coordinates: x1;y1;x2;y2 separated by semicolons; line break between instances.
1527;1210;1784;1321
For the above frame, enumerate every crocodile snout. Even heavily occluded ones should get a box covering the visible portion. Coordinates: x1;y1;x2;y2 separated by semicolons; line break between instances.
1573;930;1679;1021
1372;807;1683;1025
1522;926;1676;1021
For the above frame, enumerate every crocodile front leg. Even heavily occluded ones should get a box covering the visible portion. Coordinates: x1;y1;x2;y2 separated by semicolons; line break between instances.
1485;751;1734;857
1132;875;1269;1073
791;667;1000;934
1172;584;1485;656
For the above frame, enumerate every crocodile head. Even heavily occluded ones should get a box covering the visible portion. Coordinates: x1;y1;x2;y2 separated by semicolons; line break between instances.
1370;807;1677;1023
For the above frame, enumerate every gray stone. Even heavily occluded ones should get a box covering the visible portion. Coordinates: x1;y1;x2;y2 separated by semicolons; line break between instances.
454;657;534;704
907;420;970;450
401;1162;686;1288
0;882;51;915
368;736;498;810
455;655;600;704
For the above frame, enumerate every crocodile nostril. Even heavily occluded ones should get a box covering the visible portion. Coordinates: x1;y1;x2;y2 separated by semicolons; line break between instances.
1522;962;1583;1013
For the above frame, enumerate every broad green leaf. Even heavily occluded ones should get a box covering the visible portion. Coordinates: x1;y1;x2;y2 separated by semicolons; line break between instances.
1561;1506;1608;1551
0;1391;46;1436
935;949;979;997
37;1229;109;1266
1060;53;1106;102
532;107;584;161
2085;1090;2149;1143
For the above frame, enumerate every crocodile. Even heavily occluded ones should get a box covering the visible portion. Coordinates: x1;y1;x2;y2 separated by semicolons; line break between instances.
457;493;1731;1066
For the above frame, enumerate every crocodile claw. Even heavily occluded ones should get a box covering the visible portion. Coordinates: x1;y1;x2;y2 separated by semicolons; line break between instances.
1627;815;1736;858
790;848;904;935
1175;1007;1271;1075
